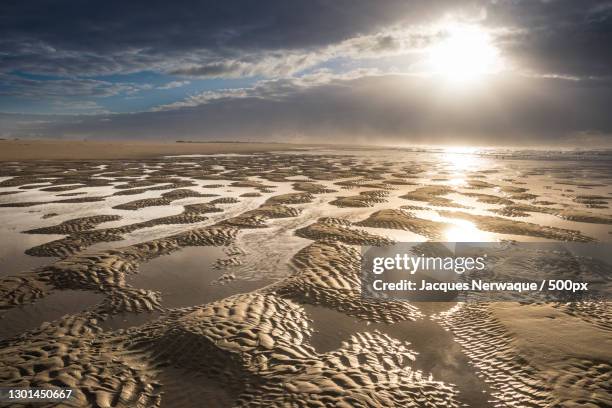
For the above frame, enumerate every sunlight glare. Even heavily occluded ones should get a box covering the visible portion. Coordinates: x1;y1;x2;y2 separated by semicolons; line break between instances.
441;146;479;171
444;219;492;242
427;23;501;84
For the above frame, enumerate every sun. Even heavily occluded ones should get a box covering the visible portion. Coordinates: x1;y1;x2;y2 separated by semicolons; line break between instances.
427;23;501;84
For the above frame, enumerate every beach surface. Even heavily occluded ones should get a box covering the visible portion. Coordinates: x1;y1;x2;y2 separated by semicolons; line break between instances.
0;142;610;407
0;139;312;161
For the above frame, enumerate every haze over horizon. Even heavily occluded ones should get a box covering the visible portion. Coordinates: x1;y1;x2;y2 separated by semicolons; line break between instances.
1;0;612;146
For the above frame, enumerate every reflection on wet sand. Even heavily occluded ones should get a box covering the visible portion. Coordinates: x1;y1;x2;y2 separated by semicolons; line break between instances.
131;246;273;308
0;289;104;339
304;303;495;408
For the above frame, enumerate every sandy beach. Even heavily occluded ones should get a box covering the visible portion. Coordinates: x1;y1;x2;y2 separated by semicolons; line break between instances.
0;139;310;161
0;143;610;407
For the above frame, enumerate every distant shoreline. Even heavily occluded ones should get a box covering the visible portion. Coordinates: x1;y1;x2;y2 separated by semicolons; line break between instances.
0;139;314;161
175;140;271;144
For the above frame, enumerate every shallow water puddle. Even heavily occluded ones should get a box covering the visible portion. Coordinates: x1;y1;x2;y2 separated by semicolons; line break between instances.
157;367;236;408
0;229;59;277
0;289;104;339
130;246;273;308
302;303;495;408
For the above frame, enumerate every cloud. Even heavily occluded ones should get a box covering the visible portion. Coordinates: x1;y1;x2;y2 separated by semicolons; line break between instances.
166;28;439;79
0;73;151;99
152;68;381;110
167;55;316;78
0;1;459;78
483;0;612;78
3;71;611;145
51;100;111;114
157;80;190;90
2;1;610;82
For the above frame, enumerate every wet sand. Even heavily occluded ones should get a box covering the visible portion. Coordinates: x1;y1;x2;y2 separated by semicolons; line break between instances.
0;139;314;161
0;145;610;407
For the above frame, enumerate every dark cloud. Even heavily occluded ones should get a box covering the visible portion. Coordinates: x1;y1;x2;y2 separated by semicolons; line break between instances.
1;1;610;79
3;73;611;145
0;0;610;80
0;1;448;52
0;0;462;77
0;73;150;99
484;0;612;78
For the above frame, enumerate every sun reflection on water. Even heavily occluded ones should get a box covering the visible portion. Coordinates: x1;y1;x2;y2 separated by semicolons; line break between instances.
440;146;480;172
448;177;467;187
444;219;494;242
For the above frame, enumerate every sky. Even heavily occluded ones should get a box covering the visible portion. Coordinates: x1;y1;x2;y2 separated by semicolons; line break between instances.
1;0;611;146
